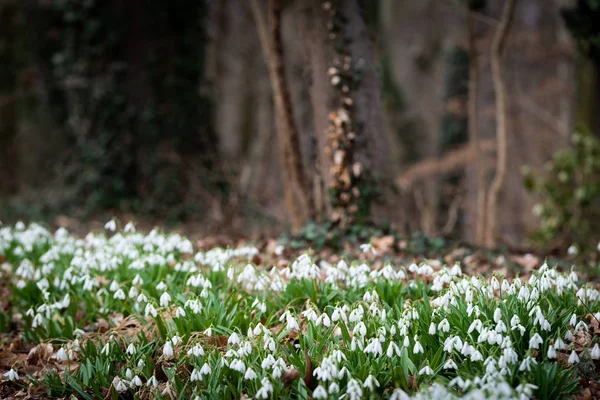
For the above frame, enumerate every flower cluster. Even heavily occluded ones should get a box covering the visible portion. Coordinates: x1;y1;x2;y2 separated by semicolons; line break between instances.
0;222;597;399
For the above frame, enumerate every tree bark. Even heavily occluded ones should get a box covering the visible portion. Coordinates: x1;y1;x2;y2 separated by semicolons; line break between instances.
251;0;314;232
485;0;517;247
0;1;19;196
466;4;486;245
303;0;397;226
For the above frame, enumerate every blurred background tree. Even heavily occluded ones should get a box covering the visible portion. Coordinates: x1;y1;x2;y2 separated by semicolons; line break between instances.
0;0;597;252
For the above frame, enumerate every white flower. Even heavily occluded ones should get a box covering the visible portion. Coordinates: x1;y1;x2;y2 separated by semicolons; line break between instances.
163;341;174;358
429;322;437;335
113;289;126;300
228;332;240;345
413;340;424;354
126;343;136;355
363;375;380;391
419;366;434;376
313;385;328;399
145;303;157;317
359;243;377;255
443;359;457;369
131;375;142;387
569;313;577;326
547;346;557;359
244;367;258;380
3;369;19;381
568;350;580;364
112;376;128;392
147;375;158;388
529;333;543;349
200;363;212;375
124;222;136;233
568;245;578;256
230;359;246;373
387;342;401;358
390;388;411;400
438;318;450;333
104;220;117;232
55;347;69;361
554;338;566;350
160;292;171;307
188;343;205;357
592;344;600;360
519;356;537;372
329;382;340;394
493;308;502;323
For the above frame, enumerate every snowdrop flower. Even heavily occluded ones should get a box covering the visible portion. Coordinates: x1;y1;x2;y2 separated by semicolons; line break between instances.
156;281;167;291
188;343;205;357
438;318;450;333
554;338;566;350
200;363;211;375
529;333;543;350
113;289;126;300
147;375;158;388
547;346;557;359
568;350;580;364
313;385;328;399
101;342;110;356
160;292;171;307
126;343;136;355
390;388;411;400
329;382;340;394
413;340;424;354
592;344;600;360
359;243;377;255
112;376;128;392
131;375;142;387
364;338;383;357
4;369;19;381
228;332;240;345
569;313;577;326
55;347;69;361
230;359;246;373
493;308;502;323
124;222;136;233
163;341;174;358
429;322;437;335
387;342;401;357
244;367;257;380
145;303;157;318
363;375;380;391
568;245;578;256
104;220;117;232
346;379;363;400
443;359;457;369
519;356;537;372
137;293;148;303
419;365;434;376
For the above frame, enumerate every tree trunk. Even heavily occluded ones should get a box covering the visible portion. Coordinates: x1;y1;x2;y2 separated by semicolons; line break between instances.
0;1;19;196
466;4;486;245
485;0;517;247
252;0;314;232
303;0;397;226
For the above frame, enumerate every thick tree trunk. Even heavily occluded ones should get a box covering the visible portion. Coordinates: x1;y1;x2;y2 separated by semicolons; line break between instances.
0;1;19;196
303;0;397;226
